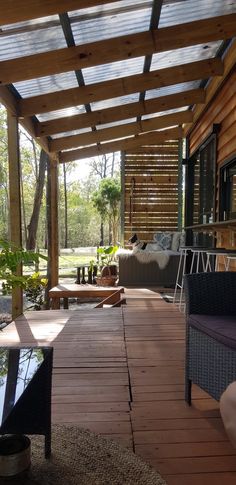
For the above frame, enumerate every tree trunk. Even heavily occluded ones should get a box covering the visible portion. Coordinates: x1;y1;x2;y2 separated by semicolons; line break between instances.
26;150;48;250
100;221;104;246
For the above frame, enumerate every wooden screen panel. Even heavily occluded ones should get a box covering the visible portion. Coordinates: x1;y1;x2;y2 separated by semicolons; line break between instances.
123;142;180;243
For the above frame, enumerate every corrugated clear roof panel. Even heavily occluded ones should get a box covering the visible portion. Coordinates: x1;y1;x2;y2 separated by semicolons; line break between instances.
97;118;137;130
151;42;222;71
91;93;140;111
69;0;151;17
82;57;145;85
37;106;86;122
71;5;151;44
0;22;66;61
142;107;189;120
2;15;60;30
51;127;92;139
14;72;79;98
145;81;201;100
159;0;236;27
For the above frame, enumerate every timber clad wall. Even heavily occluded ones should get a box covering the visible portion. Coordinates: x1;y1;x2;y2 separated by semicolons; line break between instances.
123;142;180;244
189;68;236;255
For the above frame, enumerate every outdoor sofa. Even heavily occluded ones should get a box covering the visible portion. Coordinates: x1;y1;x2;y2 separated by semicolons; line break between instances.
117;231;183;286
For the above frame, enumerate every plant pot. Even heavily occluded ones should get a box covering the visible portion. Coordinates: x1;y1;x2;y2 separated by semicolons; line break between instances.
0;435;31;477
101;265;118;277
95;275;117;287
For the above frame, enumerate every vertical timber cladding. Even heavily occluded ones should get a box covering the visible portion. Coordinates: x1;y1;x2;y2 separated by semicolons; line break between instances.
123;141;180;244
188;69;236;253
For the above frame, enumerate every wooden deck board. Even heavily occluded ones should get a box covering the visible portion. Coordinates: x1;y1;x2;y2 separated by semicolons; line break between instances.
1;286;236;483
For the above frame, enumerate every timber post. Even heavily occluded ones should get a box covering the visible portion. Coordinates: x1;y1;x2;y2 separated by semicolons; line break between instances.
7;111;23;319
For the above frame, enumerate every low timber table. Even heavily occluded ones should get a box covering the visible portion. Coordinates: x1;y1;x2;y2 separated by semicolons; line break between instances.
49;284;124;309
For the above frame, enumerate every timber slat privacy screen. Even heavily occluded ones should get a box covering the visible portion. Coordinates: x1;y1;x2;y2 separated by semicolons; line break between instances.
123;141;180;244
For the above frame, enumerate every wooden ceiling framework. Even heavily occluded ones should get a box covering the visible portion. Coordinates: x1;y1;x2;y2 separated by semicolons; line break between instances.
0;4;236;162
1;1;236;316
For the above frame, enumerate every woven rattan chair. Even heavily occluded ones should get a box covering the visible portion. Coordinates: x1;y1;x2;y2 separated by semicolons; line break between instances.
184;272;236;404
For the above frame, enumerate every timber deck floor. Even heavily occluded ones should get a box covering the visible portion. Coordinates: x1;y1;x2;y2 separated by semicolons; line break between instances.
1;287;236;484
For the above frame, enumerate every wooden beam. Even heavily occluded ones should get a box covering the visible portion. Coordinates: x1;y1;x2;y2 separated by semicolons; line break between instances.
7;112;23;319
59;127;183;162
184;40;236;135
50;110;192;152
0;15;235;85
38;88;205;136
0;0;121;24
0;86;50;154
19;58;223;117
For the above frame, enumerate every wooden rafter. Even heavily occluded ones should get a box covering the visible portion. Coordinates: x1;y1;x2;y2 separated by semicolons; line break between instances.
0;15;235;85
49;110;192;152
0;86;50;154
38;88;205;137
0;0;121;24
19;58;222;117
59;127;183;163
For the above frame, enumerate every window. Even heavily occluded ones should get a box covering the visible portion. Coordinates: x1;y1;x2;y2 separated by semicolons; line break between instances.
185;129;218;247
220;158;236;220
190;133;216;224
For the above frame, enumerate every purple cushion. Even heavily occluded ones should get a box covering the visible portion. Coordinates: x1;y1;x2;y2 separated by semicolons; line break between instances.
188;314;236;350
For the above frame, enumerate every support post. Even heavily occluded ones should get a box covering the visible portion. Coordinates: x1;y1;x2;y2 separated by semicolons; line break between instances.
178;139;183;230
120;151;125;246
47;157;59;308
7;111;23;319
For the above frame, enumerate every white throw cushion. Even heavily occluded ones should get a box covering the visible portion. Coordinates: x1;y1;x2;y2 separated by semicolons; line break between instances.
179;231;186;248
171;232;181;251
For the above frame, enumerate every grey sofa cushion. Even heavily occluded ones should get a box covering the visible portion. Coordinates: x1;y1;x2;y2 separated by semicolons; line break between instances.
189;314;236;350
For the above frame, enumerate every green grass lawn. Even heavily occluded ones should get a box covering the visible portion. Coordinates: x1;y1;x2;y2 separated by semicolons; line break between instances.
24;254;98;277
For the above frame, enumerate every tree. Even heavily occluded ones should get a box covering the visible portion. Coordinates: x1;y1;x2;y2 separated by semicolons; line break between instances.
0;107;9;240
26;149;48;250
92;178;121;245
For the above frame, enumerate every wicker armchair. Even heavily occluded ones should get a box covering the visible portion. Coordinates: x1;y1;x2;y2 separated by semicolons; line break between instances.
184;272;236;404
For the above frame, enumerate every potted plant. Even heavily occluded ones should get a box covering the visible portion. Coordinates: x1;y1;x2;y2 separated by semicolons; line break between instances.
96;245;118;286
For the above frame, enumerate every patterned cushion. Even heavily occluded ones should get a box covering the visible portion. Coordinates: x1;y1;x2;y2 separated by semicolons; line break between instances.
153;232;172;250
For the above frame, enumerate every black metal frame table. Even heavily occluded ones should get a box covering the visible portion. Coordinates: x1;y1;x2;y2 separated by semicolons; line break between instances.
0;346;53;458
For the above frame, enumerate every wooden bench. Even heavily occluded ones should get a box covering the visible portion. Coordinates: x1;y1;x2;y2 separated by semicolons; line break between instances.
49;284;125;309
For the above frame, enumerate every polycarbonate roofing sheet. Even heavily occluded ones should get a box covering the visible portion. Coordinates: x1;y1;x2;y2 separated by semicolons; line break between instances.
82;57;145;85
151;42;222;71
0;22;66;61
96;118;137;130
14;72;79;99
145;81;201;101
91;93;140;111
159;0;236;27
69;1;151;20
37;106;86;123
71;5;151;45
51;127;92;139
142;107;189;121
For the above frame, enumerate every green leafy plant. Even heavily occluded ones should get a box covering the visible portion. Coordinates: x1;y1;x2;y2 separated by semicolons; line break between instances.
97;245;118;268
24;272;48;310
0;240;48;309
